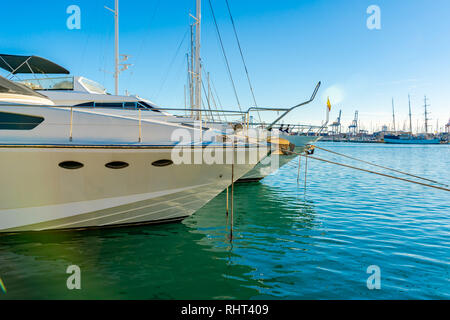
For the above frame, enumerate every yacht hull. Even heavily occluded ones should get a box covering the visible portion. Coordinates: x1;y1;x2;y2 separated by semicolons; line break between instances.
0;146;258;232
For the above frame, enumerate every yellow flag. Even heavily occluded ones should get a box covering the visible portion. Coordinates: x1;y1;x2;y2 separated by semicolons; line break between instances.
327;97;332;111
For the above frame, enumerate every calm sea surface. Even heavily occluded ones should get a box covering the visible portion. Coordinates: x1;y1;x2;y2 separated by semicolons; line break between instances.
0;142;449;299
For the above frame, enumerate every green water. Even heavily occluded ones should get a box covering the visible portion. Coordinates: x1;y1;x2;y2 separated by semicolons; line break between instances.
0;142;449;299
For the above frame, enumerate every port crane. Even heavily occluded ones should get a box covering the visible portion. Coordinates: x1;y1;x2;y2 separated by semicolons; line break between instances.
330;110;342;135
348;111;359;135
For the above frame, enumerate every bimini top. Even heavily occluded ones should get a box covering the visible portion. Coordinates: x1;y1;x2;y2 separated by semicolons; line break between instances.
0;54;70;75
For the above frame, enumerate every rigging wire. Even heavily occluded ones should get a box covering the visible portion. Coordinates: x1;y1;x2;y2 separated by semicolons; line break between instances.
210;76;228;122
208;80;223;122
201;67;225;122
154;28;189;100
201;81;215;121
224;0;261;123
207;0;243;113
125;0;162;90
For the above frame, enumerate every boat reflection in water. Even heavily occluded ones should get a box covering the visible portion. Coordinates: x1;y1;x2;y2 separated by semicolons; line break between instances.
0;181;317;299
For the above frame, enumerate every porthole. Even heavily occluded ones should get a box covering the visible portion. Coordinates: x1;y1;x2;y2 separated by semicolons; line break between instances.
105;161;129;169
151;159;174;167
59;161;84;170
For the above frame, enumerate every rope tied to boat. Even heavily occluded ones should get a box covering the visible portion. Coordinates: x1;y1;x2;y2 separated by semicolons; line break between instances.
229;138;235;241
310;145;448;188
290;149;450;192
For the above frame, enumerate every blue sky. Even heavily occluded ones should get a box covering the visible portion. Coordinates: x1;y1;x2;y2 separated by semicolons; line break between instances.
1;0;449;131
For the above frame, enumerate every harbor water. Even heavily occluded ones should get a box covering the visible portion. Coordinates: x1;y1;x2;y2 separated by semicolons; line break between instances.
0;142;449;299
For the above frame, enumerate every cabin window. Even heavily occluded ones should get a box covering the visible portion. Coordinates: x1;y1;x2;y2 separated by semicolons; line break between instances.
59;161;84;170
74;102;125;108
74;102;95;107
138;101;160;112
95;103;124;109
0;111;44;130
105;161;129;169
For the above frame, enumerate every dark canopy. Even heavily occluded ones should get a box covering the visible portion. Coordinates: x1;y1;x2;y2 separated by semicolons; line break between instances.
0;54;70;75
0;75;47;98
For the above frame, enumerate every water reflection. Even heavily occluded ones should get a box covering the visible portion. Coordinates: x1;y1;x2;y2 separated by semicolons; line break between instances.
0;181;318;300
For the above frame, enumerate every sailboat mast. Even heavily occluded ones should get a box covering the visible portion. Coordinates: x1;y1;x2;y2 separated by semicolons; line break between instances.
189;25;194;117
194;0;202;119
392;98;396;132
114;0;119;95
424;95;429;134
105;0;120;95
408;94;413;134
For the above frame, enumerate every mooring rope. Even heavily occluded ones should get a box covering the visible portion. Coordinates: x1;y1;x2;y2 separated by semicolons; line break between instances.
304;154;308;190
230;139;235;241
290;152;450;192
312;145;449;188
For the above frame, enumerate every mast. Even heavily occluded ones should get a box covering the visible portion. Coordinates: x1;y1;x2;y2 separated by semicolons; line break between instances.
408;94;413;134
392;98;396;132
105;0;120;95
190;25;194;117
195;0;202;119
114;0;119;95
424;95;430;134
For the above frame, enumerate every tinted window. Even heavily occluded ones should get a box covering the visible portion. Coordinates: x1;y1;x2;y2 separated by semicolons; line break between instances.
0;111;44;130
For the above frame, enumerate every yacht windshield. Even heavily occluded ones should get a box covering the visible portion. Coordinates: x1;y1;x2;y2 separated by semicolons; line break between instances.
80;78;106;94
0;75;47;98
17;76;74;91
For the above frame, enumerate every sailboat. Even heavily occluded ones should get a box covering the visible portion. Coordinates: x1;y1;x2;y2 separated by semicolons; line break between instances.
384;95;441;144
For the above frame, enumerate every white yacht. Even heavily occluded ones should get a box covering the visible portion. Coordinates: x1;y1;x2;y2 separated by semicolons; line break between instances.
1;51;323;184
0;69;267;233
25;74;321;183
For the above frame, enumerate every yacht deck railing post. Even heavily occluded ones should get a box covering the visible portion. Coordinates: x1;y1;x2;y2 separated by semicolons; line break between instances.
138;109;142;143
69;106;73;142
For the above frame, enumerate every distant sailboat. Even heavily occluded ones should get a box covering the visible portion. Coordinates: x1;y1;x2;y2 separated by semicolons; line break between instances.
384;95;441;144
